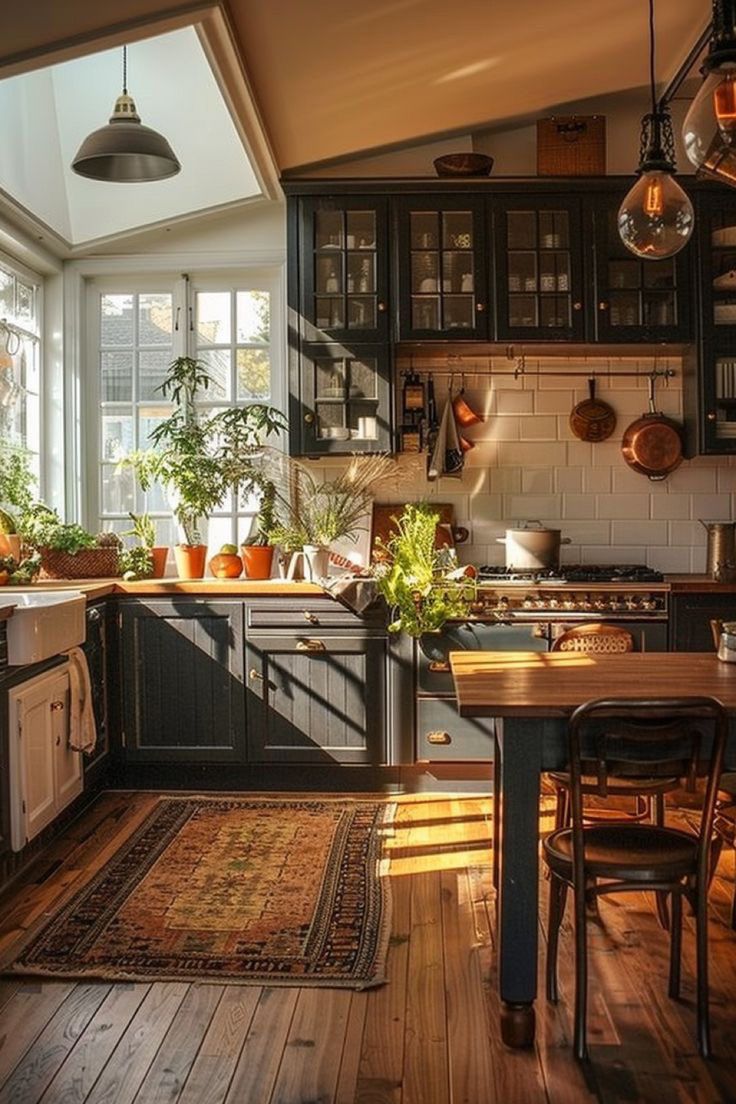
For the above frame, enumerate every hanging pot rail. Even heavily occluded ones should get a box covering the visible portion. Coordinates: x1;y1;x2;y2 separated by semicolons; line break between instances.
403;364;676;381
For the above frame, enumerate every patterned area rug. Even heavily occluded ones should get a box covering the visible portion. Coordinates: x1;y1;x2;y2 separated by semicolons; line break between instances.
9;796;393;988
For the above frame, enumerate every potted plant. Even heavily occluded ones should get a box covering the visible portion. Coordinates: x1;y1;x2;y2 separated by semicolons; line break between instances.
121;356;285;579
22;504;123;579
122;512;168;578
240;478;278;579
267;452;404;582
0;442;35;562
371;503;476;639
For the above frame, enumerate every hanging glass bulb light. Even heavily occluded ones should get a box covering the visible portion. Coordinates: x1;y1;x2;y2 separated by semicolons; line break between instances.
72;46;180;183
683;1;736;185
618;0;694;260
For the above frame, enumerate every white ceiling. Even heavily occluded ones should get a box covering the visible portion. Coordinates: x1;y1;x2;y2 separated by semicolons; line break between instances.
0;27;260;247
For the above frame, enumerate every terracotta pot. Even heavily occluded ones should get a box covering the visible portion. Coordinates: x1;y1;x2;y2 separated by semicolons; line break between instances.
0;533;21;561
241;544;275;580
150;546;168;578
209;552;243;579
174;543;208;579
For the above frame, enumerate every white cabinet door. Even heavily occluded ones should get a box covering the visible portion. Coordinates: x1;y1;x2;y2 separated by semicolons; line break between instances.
9;663;82;852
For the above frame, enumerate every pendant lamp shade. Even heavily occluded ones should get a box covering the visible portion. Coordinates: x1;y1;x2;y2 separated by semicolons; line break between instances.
682;0;736;186
71;49;180;183
618;0;693;260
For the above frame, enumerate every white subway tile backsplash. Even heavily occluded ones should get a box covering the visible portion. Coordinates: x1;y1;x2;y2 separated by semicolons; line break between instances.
489;468;522;493
486;416;521;441
690;493;733;520
506;495;563;521
563;494;596;519
522;469;554;494
591;441;626;467
651;494;691;520
562;521;612;544
647;546;692;573
667;465;718;493
556;467;584;493
611;520;667;545
470;494;503;520
597;495;651;519
499;442;567;467
669;520;707;546
496;390;534;414
535;390;575;414
718;467;736;492
582;467;612;493
519;415;558;440
566;441;593;466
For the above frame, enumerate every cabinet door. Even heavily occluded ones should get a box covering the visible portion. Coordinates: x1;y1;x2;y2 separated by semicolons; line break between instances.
53;675;82;810
494;197;585;341
246;635;387;764
670;594;736;652
395;197;489;340
300;197;389;343
299;342;392;454
593;195;691;343
82;603;108;768
121;600;245;762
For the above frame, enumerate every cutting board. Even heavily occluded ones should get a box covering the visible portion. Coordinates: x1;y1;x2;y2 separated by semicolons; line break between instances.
370;503;456;561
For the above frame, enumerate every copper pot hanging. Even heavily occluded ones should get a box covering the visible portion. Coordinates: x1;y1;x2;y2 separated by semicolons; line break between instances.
620;375;683;481
569;377;617;442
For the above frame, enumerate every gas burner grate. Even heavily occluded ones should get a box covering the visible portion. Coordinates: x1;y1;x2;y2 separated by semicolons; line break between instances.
478;564;664;584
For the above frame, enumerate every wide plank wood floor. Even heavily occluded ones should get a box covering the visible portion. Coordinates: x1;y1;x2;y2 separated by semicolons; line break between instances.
0;790;734;1103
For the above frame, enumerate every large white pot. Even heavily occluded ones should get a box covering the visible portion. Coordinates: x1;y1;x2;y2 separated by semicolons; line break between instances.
496;524;570;571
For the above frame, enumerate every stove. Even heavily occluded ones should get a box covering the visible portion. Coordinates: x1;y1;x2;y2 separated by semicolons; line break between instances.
471;563;668;622
478;563;664;584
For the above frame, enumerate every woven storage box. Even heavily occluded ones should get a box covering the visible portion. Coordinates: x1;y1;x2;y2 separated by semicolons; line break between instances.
39;546;120;579
537;115;606;176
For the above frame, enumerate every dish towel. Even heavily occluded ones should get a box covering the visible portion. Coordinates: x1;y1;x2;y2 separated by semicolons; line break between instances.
63;646;97;755
428;396;464;481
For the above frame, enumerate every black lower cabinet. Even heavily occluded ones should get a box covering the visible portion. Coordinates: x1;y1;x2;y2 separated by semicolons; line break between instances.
670;593;736;652
83;602;109;775
120;599;245;763
245;634;387;764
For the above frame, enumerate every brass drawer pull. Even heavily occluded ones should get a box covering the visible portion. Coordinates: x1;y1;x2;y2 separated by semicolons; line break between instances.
296;638;326;652
249;668;264;681
428;660;450;673
303;610;319;624
50;701;65;712
426;731;452;745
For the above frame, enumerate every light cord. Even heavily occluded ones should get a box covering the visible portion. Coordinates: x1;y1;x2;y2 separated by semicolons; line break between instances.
122;46;127;95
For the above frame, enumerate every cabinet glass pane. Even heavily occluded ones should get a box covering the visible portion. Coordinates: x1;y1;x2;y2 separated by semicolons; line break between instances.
508;295;538;327
411;211;439;249
346;211;376;249
642;293;675;328
412;297;440;330
609;260;640;290
442;212;473;250
349;357;377;400
642;261;675;289
348;402;378;440
443;296;474;329
442;252;473;293
316;256;343;295
715;358;736;440
540;253;570;292
412;251;439;293
507;212;536;249
347;254;375;294
315;403;349;440
539;211;569;248
347;297;376;329
315;297;344;329
508;253;537;292
315;210;343;250
316;359;346;399
540;297;570;328
609;292;640;327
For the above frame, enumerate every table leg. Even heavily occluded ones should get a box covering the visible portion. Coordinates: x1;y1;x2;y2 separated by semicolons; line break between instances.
495;717;542;1049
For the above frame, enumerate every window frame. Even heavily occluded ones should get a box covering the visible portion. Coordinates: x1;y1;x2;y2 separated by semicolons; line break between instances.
0;247;44;496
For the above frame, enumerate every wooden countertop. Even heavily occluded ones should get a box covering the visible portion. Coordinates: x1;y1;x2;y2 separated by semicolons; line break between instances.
450;650;736;718
665;575;736;593
0;578;326;601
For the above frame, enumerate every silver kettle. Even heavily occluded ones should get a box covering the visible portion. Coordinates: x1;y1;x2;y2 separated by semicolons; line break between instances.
700;520;736;582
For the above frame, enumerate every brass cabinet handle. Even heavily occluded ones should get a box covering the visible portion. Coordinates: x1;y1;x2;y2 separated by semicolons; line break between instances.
428;660;450;673
296;638;326;652
475;302;485;312
707;411;717;421
426;731;452;745
304;412;315;425
377;301;387;312
598;300;609;311
249;668;264;681
50;701;65;712
303;610;319;623
573;301;582;311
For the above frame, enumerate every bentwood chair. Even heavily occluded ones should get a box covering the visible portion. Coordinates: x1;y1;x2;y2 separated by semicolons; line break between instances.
543;696;729;1061
711;772;736;930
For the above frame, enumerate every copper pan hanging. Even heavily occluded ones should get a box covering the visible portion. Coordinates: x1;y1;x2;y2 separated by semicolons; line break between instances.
569;376;617;442
620;374;683;481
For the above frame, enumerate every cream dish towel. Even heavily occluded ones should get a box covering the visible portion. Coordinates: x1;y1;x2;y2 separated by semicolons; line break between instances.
63;646;97;755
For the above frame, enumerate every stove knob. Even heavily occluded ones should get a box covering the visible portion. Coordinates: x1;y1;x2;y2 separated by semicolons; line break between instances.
594;597;606;610
609;597;623;611
535;598;546;609
497;595;510;609
563;597;576;610
625;597;638;610
548;597;559;609
641;598;655;611
522;597;534;609
579;597;592;610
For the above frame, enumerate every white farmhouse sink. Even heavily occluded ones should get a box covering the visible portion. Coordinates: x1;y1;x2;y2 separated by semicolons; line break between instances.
5;591;86;665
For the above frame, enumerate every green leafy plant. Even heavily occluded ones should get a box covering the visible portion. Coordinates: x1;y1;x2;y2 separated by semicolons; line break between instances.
0;552;41;584
123;512;156;549
121;357;286;546
241;479;278;547
371;503;475;637
118;545;154;581
0;442;36;534
21;505;98;555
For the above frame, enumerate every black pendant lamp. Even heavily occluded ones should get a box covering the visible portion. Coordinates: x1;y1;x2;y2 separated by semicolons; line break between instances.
618;0;694;259
71;46;180;182
683;0;736;185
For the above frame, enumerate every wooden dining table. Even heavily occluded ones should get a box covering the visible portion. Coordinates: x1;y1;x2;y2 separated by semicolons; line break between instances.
448;650;736;1050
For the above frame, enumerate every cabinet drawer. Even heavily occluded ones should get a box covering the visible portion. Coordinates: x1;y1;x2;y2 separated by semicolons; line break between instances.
247;602;382;630
416;698;495;762
417;623;546;694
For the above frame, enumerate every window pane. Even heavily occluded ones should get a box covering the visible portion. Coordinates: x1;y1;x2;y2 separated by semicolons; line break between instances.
20;339;40;393
101;351;134;402
101;294;134;346
207;516;234;553
138;407;170;447
0;271;13;319
197;349;230;399
139;350;172;400
16;282;34;325
101;464;135;514
236;348;270;400
236;290;269;343
102;414;133;461
139;294;172;344
196;292;231;344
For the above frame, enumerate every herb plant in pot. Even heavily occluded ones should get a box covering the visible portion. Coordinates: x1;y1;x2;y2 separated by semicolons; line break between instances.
240;478;277;579
121;357;286;580
0;442;35;562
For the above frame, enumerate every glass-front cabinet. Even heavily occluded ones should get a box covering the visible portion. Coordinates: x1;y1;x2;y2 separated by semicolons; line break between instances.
299;343;391;454
396;198;488;340
494;198;584;341
299;198;389;344
593;199;690;343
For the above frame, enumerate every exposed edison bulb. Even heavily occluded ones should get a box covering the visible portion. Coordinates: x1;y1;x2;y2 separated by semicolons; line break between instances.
683;68;736;169
618;170;694;259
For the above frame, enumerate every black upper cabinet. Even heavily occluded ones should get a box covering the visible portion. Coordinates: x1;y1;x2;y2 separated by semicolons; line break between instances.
394;197;489;341
592;193;692;344
298;197;390;344
298;341;392;454
683;191;736;455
